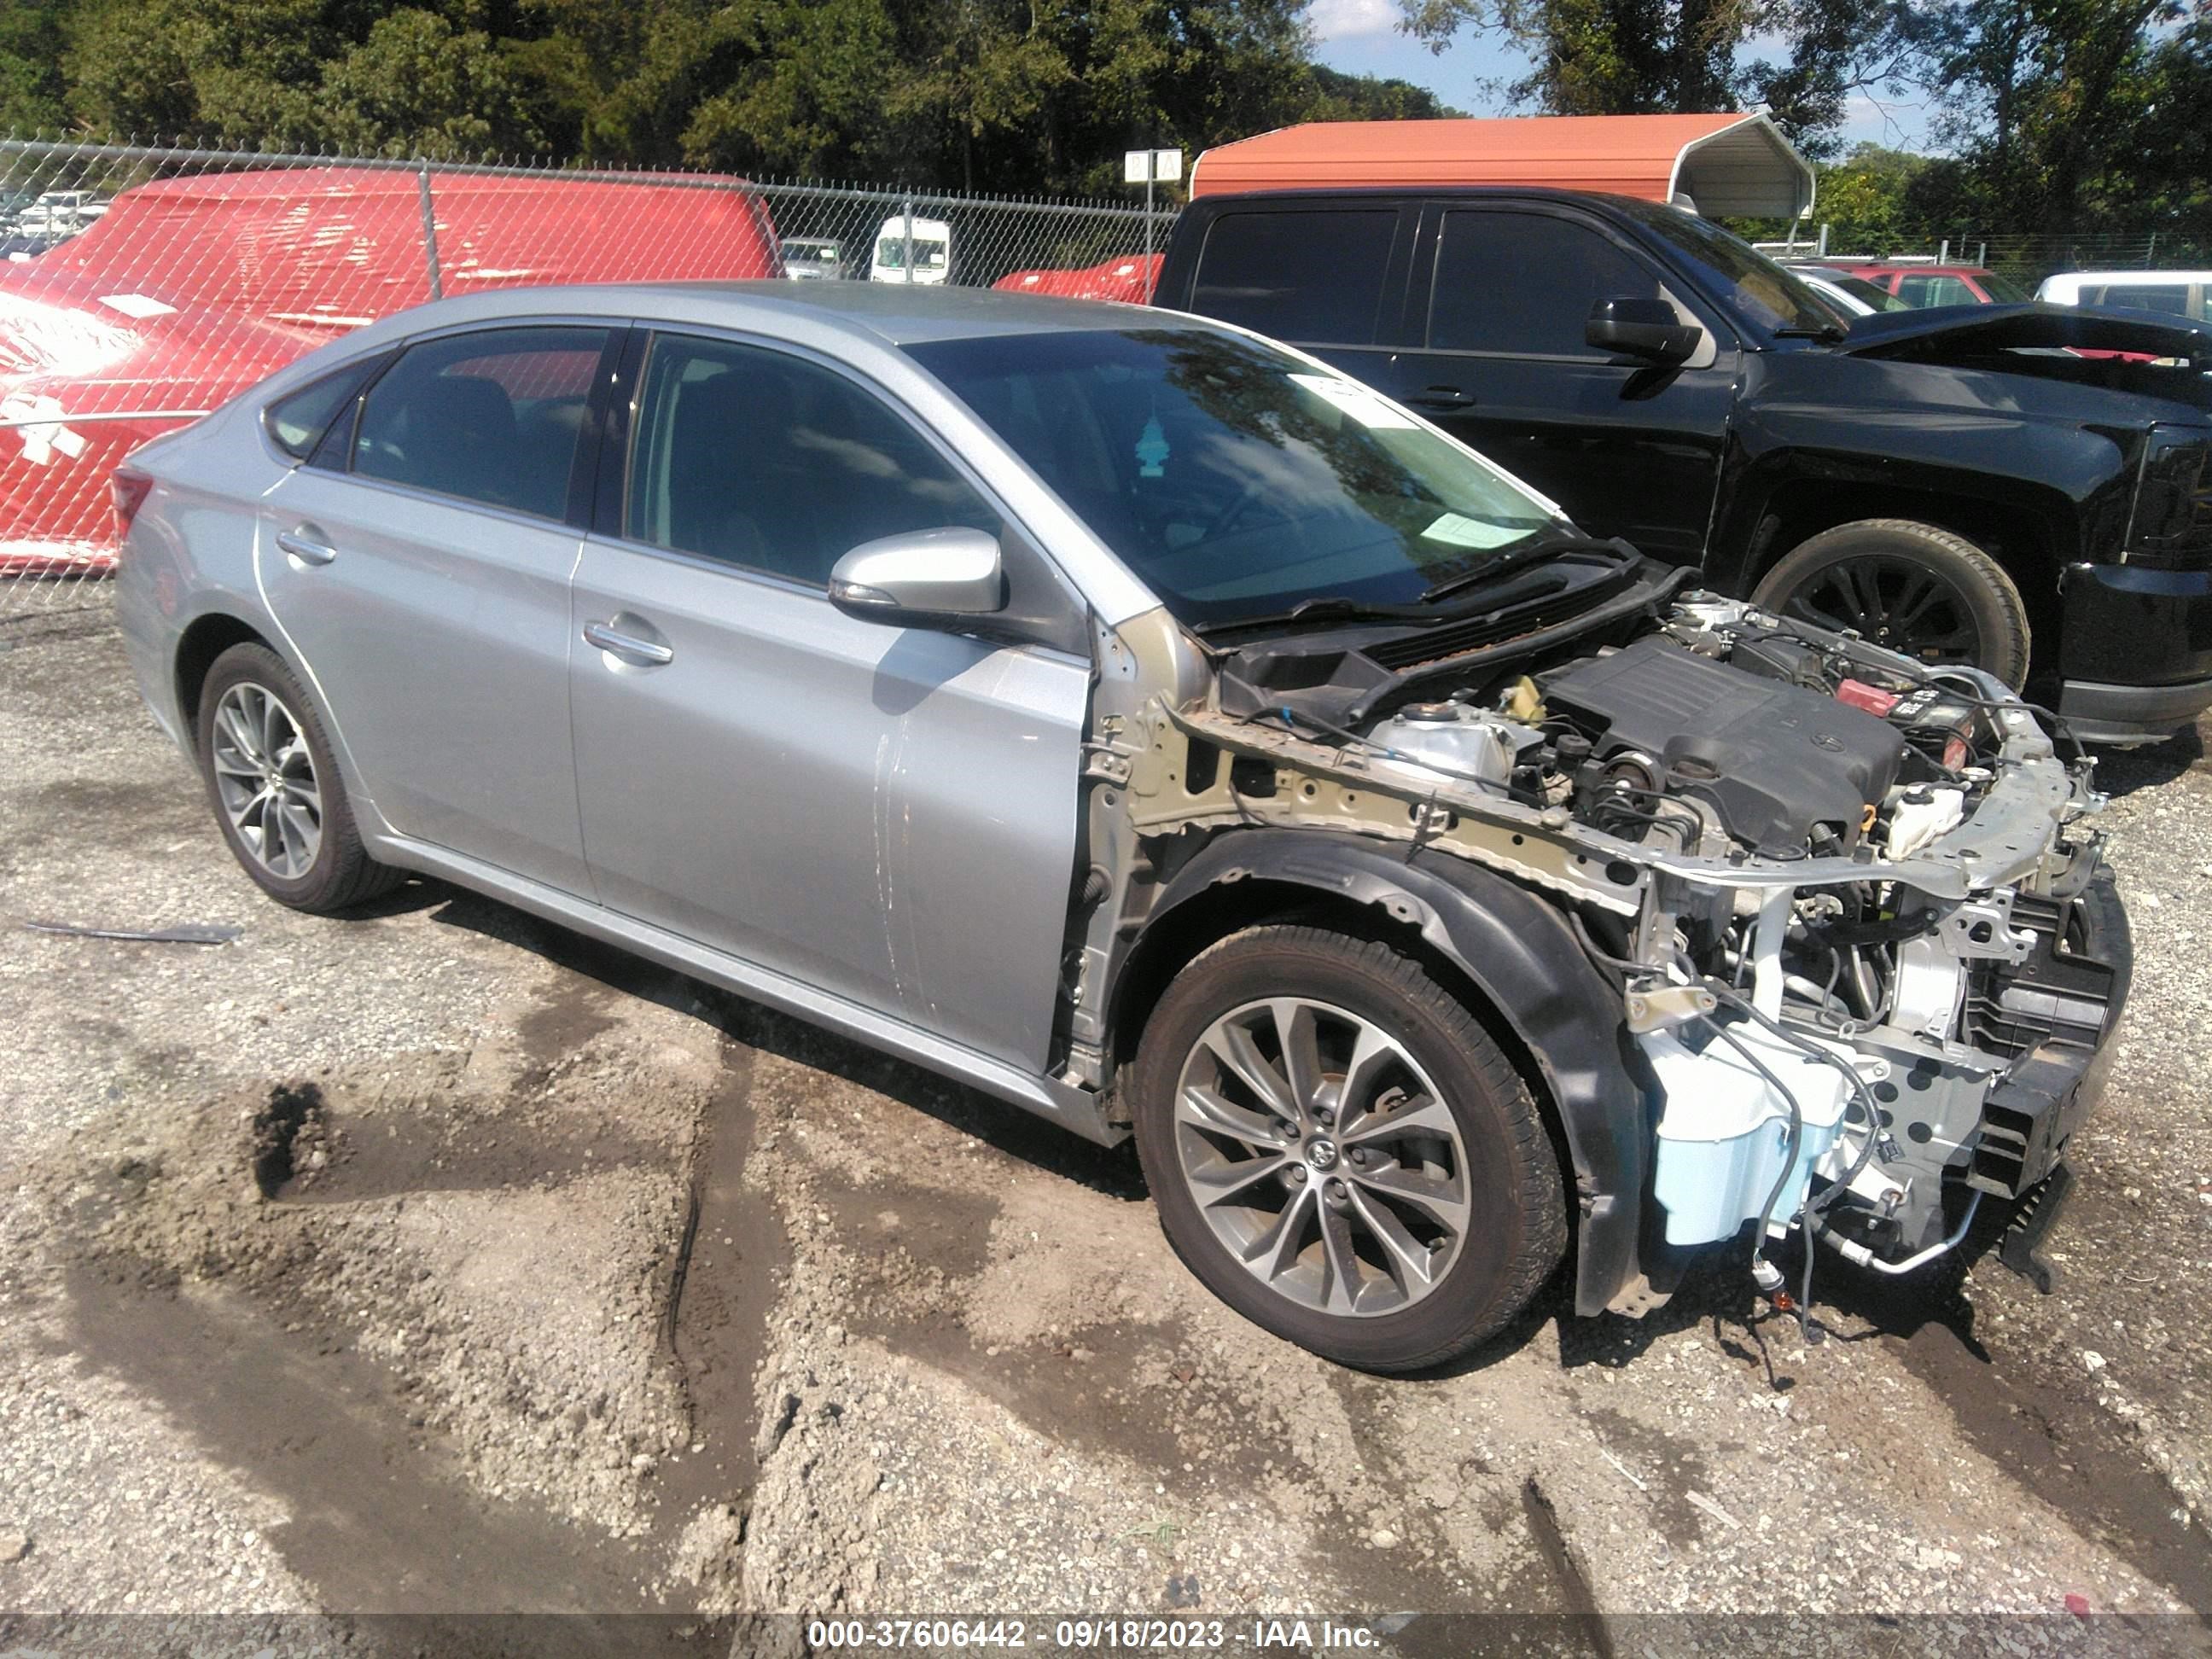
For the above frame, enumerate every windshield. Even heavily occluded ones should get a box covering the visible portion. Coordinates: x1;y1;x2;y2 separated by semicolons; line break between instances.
1831;272;1911;312
906;326;1566;627
1615;200;1837;335
1979;271;2029;303
877;239;947;270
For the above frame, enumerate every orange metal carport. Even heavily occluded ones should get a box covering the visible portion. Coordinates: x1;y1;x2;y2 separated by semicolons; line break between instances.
1189;114;1814;218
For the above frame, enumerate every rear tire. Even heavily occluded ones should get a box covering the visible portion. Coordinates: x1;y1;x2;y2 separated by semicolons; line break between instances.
1751;518;2031;687
195;643;401;913
1130;924;1566;1373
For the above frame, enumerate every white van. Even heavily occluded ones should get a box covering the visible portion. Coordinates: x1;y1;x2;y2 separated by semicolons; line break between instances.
2036;271;2212;323
869;217;952;284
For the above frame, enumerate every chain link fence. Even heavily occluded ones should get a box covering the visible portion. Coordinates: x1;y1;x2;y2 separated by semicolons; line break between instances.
1761;226;2209;289
0;134;1170;622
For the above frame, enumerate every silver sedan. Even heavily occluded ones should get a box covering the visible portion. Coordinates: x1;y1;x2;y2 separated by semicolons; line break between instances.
114;282;2119;1371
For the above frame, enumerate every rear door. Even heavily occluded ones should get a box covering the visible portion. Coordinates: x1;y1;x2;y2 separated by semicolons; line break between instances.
1176;200;1419;387
566;329;1090;1068
259;323;614;892
1365;202;1736;566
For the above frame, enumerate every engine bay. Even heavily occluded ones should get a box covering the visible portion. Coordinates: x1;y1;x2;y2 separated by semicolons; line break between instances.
1098;583;2123;1313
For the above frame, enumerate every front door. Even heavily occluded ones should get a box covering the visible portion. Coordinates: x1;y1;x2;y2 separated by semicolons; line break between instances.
259;323;613;892
1371;205;1737;567
567;330;1089;1068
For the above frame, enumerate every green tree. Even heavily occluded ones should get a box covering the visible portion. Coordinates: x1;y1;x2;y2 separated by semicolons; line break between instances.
0;0;70;133
1906;0;2205;235
14;0;1497;194
1807;143;1929;251
1392;0;1913;154
319;8;548;157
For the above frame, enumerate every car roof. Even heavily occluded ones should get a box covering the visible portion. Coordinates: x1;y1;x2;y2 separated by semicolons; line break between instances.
2042;271;2212;285
1838;263;1996;276
334;278;1190;350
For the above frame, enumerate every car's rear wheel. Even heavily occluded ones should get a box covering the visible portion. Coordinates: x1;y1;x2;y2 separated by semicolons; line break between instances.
1751;518;2031;687
1130;925;1565;1373
195;642;400;912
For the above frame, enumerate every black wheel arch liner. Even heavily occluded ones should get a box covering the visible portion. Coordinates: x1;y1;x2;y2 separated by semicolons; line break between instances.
1113;827;1650;1317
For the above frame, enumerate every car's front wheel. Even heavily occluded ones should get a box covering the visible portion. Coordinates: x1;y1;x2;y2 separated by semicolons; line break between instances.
195;642;401;913
1130;925;1566;1373
1750;518;2031;686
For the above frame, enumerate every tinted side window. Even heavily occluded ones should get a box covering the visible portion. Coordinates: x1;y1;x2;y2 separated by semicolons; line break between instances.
1427;211;1662;356
265;357;383;461
2095;284;2192;317
1191;210;1399;345
352;326;610;520
626;335;997;586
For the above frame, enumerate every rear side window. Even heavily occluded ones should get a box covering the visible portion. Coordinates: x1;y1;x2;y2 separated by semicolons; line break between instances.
626;334;997;586
1428;211;1662;356
352;326;611;520
1190;210;1399;345
2090;284;2195;318
264;358;382;461
1896;274;1974;308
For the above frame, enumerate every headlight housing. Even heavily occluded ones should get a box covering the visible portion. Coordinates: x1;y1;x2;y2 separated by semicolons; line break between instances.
2126;425;2212;569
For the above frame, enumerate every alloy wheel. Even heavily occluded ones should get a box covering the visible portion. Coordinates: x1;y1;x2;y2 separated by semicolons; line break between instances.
1170;997;1472;1318
1777;554;1982;663
208;681;323;879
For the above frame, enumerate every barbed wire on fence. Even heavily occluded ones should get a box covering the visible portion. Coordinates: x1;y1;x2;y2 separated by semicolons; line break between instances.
0;133;1175;619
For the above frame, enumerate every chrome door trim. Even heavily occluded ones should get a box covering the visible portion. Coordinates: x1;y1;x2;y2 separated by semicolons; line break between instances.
359;825;1126;1147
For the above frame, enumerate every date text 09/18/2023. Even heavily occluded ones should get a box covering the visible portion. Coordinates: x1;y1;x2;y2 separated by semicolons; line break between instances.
806;1617;1386;1649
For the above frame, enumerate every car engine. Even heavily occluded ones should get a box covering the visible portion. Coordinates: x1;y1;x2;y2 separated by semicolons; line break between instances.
1093;582;2123;1312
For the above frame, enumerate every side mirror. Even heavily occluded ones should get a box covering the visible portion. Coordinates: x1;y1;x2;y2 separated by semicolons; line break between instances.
829;527;1007;626
1586;296;1702;366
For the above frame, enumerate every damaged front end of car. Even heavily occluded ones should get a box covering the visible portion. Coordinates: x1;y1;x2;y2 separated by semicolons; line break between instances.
1075;553;2128;1318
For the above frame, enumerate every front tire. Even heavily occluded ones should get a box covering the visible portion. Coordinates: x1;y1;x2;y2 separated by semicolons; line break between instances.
195;642;401;913
1130;925;1566;1373
1751;518;2032;687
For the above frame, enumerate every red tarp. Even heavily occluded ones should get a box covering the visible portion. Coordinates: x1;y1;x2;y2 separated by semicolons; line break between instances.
2;166;781;570
993;253;1161;306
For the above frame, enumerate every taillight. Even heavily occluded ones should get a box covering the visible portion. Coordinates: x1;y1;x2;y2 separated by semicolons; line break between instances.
111;467;153;543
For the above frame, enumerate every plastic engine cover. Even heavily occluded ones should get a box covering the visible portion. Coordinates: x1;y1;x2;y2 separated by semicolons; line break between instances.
1545;636;1907;851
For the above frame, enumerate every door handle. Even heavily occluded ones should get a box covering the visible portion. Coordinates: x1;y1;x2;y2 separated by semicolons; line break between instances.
1406;386;1477;411
583;620;675;667
275;527;338;567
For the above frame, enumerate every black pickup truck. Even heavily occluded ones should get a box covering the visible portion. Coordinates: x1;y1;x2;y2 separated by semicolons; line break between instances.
1153;188;2212;743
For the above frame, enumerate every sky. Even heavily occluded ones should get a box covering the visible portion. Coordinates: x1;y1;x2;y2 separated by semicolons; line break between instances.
1305;1;1939;153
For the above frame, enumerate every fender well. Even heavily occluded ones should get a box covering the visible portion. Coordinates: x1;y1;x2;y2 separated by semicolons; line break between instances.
1109;829;1649;1317
173;612;274;746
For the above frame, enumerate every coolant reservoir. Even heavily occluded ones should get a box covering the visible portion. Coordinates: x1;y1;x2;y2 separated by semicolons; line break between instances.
1883;785;1965;859
1641;1024;1853;1246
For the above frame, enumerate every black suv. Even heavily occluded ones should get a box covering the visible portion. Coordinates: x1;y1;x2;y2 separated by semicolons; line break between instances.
1155;188;2212;743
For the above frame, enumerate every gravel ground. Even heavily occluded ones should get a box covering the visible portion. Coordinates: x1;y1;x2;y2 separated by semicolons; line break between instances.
1;601;2208;1651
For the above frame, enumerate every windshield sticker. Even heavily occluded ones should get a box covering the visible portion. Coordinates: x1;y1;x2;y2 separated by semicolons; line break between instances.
1136;414;1170;478
1288;373;1418;430
1421;512;1526;550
